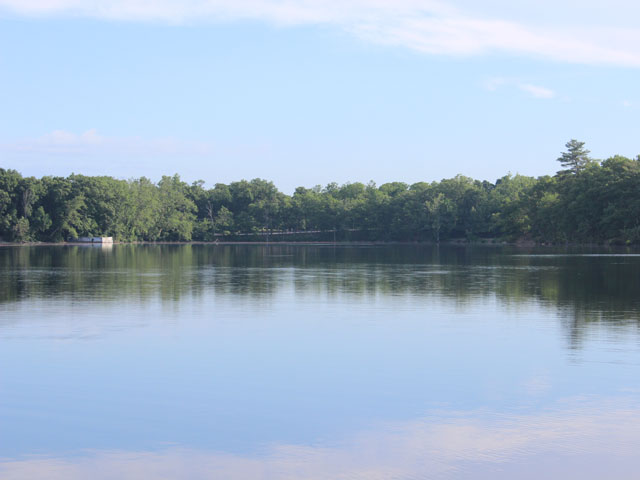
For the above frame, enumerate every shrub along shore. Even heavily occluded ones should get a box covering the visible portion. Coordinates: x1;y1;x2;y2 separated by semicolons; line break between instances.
2;141;639;245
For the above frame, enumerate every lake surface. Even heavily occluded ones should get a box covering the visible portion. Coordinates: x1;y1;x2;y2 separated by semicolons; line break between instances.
1;244;640;479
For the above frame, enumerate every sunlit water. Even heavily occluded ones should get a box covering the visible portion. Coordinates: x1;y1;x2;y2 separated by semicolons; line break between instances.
1;244;640;479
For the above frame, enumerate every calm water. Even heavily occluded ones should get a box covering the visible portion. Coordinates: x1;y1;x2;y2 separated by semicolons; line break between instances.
1;244;640;479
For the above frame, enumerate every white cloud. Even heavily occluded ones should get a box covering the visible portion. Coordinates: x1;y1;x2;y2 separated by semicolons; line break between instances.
484;77;556;99
484;76;507;91
0;129;274;184
1;129;214;156
518;83;556;99
40;129;102;147
1;0;640;67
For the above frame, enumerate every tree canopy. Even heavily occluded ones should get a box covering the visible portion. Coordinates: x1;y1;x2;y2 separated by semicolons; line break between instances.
557;139;592;175
1;141;639;245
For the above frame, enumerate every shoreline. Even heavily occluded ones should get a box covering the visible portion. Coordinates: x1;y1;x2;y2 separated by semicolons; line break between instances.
0;240;637;248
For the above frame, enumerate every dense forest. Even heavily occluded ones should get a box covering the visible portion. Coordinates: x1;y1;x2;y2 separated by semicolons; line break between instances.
1;140;639;244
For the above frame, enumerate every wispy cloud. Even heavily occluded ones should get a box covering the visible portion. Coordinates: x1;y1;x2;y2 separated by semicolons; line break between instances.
484;76;508;92
0;129;274;184
1;129;214;156
518;83;556;99
484;77;556;99
1;0;640;67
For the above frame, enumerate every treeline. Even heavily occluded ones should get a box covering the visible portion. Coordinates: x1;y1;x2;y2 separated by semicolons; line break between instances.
1;140;639;244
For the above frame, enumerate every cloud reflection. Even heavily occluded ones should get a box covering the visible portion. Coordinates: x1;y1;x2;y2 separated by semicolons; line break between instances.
2;397;639;479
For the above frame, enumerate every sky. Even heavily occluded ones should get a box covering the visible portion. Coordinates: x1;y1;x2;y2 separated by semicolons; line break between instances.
0;0;639;192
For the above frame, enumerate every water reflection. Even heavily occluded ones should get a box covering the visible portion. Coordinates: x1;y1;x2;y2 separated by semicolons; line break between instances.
2;245;640;343
3;244;640;478
1;396;638;480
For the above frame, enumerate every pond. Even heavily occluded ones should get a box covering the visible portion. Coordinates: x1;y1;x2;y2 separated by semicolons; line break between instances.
1;244;640;479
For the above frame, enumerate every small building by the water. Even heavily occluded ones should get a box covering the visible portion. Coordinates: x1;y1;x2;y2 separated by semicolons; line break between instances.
76;237;114;244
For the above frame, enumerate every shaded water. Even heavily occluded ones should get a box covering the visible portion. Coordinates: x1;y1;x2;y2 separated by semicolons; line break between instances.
1;244;640;479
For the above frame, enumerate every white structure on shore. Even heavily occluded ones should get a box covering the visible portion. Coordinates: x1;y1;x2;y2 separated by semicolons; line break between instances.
76;237;114;244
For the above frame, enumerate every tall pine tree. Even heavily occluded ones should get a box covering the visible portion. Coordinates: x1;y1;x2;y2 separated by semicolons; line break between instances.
557;139;591;175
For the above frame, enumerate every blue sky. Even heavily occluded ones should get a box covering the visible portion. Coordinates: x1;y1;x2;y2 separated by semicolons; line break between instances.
0;1;639;192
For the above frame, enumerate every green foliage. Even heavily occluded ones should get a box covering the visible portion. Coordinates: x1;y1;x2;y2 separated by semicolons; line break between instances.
489;174;537;240
425;193;454;243
557;139;592;175
12;217;30;242
154;175;197;241
0;140;638;245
